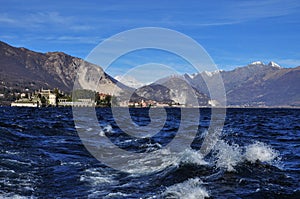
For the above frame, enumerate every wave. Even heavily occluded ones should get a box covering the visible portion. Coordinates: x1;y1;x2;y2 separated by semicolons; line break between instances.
0;194;36;199
80;168;119;186
214;140;243;172
213;140;280;172
160;178;209;199
88;124;281;174
245;141;280;163
103;192;131;199
123;148;208;174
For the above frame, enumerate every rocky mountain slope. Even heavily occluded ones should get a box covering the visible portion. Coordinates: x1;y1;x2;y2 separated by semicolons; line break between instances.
184;61;300;106
0;41;130;104
134;76;210;106
0;41;78;92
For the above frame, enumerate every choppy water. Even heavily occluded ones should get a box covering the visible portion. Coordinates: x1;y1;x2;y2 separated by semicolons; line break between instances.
0;107;299;198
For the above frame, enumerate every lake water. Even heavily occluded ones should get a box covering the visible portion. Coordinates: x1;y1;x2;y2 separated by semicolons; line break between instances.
0;107;299;198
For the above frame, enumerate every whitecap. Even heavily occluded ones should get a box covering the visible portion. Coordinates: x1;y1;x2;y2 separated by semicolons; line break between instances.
0;194;36;199
125;148;207;174
161;178;209;199
179;148;208;166
80;168;118;186
213;140;243;172
98;129;105;136
103;192;131;198
213;139;281;172
245;141;279;163
103;124;113;133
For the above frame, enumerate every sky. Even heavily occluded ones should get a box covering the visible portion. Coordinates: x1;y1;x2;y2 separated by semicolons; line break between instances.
1;0;300;79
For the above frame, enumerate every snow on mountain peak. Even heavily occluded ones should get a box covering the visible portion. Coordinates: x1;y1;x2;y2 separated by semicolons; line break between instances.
249;61;281;68
114;75;145;88
268;61;281;68
201;70;223;77
203;71;214;77
186;73;197;79
250;61;264;65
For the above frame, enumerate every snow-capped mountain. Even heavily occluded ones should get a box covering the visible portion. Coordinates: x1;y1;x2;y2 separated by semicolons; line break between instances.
249;61;265;65
114;75;145;89
132;60;299;107
248;60;281;68
184;61;299;106
268;61;281;68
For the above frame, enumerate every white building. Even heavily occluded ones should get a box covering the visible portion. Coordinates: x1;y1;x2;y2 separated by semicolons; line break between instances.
20;93;26;98
49;94;57;106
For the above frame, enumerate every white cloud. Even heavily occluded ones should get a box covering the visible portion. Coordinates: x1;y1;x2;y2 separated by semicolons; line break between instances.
0;14;16;24
0;11;87;31
224;0;300;22
55;36;101;44
27;12;72;25
0;35;16;40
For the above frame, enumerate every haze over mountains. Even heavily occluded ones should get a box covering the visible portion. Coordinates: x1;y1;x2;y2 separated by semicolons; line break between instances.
0;41;299;107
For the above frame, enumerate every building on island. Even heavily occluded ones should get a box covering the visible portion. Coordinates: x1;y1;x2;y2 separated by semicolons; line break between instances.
11;88;66;107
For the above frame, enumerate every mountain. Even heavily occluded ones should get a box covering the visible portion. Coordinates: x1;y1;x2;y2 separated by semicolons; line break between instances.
1;41;299;107
114;75;145;89
0;41;131;104
185;61;300;106
0;41;77;92
133;76;210;106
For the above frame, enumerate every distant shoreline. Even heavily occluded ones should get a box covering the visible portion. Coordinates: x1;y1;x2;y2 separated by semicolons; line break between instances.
1;105;299;109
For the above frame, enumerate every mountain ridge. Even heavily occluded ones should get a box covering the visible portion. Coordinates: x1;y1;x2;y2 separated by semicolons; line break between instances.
184;62;300;106
0;41;299;107
0;41;131;105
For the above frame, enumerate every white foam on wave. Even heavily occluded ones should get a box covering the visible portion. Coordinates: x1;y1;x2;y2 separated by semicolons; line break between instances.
0;165;37;196
0;168;15;173
245;141;279;163
214;140;280;172
5;150;20;155
103;192;130;199
125;148;175;174
0;193;36;199
80;168;121;198
99;124;113;136
98;129;105;136
88;191;131;199
161;177;209;199
214;140;243;172
80;168;118;186
126;148;208;174
179;149;208;166
103;124;113;133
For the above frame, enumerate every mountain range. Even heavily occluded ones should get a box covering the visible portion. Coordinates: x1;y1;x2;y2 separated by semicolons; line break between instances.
183;61;300;106
0;41;299;107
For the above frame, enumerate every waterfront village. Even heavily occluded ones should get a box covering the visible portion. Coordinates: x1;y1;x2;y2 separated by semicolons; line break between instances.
10;88;114;107
11;88;72;107
10;88;180;108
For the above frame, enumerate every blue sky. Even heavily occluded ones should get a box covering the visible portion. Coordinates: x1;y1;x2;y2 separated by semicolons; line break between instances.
1;0;300;77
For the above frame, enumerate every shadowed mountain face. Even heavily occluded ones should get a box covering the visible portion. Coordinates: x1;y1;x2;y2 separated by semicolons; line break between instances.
0;41;79;92
185;62;300;106
0;41;130;103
